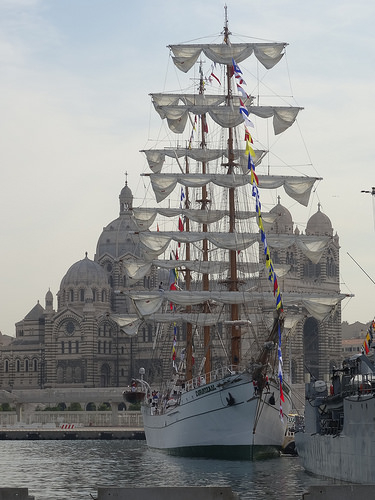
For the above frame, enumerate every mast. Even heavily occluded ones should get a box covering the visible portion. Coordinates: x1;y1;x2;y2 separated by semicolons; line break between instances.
184;156;194;381
185;61;211;381
223;10;241;367
198;62;212;379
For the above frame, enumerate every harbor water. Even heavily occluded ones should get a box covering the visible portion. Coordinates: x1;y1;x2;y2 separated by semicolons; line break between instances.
0;440;340;499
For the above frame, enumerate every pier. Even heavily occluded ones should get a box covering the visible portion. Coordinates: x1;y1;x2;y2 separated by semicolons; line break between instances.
1;485;374;500
0;426;144;440
0;387;145;439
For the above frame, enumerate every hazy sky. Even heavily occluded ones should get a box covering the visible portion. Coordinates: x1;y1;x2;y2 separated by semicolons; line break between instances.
1;0;374;336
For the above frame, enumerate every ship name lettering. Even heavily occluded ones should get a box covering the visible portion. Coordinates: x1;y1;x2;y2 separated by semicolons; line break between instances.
195;384;216;397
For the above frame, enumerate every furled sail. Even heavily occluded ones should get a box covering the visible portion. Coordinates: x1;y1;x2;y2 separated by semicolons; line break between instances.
141;147;267;173
153;101;302;135
136;231;331;263
146;173;318;206
124;290;348;322
139;231;259;253
169;43;287;71
111;315;143;337
132;207;277;230
119;257;262;282
266;235;330;264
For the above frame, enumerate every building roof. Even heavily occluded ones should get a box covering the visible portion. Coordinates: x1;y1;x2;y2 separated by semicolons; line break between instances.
24;302;45;321
306;203;333;236
60;253;108;289
268;197;293;234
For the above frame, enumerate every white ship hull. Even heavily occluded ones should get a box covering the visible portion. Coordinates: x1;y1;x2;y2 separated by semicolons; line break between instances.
142;372;291;459
295;393;375;484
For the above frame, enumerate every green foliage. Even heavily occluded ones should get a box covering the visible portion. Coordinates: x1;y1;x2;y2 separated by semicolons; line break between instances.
128;402;141;411
67;402;83;411
43;402;67;411
97;402;111;411
0;403;13;412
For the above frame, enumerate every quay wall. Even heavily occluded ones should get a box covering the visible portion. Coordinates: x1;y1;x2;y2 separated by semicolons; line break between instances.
0;410;143;428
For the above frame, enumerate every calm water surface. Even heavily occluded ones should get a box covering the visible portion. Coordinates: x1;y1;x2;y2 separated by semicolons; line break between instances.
0;440;339;499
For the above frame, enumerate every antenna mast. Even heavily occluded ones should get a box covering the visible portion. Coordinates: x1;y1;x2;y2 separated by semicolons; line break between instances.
361;187;375;230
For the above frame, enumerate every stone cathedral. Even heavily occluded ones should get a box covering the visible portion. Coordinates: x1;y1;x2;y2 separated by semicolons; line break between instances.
0;181;341;391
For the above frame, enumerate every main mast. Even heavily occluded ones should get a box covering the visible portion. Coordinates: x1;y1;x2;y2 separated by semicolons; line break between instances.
223;9;241;367
198;62;212;380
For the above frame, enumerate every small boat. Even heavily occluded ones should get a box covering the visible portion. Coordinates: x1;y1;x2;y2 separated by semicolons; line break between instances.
123;381;145;405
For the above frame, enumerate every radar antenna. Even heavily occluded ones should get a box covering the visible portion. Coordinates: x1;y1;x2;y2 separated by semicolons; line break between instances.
361;187;375;230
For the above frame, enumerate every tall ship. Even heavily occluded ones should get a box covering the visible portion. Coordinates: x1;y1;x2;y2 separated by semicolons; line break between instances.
121;9;348;459
295;322;375;483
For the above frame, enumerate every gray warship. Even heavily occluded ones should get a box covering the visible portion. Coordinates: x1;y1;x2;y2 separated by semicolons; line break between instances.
295;340;375;483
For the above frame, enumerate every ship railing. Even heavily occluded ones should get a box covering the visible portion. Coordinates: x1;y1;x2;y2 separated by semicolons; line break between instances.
147;366;245;417
184;365;244;393
345;373;375;396
330;373;375;399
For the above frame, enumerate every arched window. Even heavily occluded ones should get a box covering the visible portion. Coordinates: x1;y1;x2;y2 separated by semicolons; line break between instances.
33;359;38;372
303;317;320;380
291;359;298;384
101;290;106;302
68;341;72;354
25;359;29;372
75;341;79;354
103;341;107;354
148;325;153;342
70;289;74;302
92;289;96;302
61;341;65;354
98;341;101;354
5;360;9;373
80;289;85;301
16;359;21;372
304;260;321;279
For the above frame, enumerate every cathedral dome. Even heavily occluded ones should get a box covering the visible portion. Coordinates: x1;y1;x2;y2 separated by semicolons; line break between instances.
60;253;108;289
95;181;143;260
268;197;293;234
95;216;142;260
306;204;333;236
